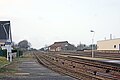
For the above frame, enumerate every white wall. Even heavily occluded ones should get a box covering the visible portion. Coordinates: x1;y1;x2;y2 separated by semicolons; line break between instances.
97;38;120;50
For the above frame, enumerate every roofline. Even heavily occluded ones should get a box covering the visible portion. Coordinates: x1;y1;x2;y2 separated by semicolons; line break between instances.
97;38;120;42
54;41;68;43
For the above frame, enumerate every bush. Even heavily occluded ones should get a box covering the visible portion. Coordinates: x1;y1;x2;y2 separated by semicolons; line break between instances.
16;50;23;57
0;50;7;58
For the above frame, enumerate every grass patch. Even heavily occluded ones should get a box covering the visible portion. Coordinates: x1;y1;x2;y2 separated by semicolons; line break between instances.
0;67;16;73
0;57;18;74
0;57;9;68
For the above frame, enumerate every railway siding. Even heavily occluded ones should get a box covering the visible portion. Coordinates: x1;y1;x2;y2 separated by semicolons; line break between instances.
34;52;120;80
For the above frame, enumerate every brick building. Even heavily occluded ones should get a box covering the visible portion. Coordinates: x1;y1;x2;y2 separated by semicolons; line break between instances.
49;41;76;51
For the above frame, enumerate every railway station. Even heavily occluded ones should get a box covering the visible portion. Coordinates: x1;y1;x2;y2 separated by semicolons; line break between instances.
0;0;120;80
0;21;120;79
0;20;120;80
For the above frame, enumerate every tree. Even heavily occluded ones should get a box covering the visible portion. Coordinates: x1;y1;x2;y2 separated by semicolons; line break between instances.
18;40;31;50
77;43;87;51
11;42;18;49
39;48;44;51
65;44;76;50
88;44;97;50
77;42;97;50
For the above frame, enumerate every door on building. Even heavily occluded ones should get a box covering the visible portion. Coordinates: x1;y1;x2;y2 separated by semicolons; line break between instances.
119;44;120;50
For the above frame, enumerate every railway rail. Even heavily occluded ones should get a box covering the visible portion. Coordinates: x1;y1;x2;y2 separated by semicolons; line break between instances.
59;51;120;60
33;52;120;80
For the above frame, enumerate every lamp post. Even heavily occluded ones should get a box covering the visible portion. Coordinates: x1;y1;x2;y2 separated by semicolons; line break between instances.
1;23;10;60
90;30;95;58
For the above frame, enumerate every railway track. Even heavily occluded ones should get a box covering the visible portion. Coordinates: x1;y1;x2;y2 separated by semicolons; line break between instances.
59;51;120;60
33;52;120;80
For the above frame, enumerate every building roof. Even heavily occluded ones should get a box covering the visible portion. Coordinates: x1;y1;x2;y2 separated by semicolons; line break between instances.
54;41;68;44
97;38;120;42
49;41;68;49
0;21;10;40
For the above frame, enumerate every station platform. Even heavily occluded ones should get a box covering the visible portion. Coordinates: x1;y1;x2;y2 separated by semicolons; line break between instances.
60;54;120;65
1;54;76;80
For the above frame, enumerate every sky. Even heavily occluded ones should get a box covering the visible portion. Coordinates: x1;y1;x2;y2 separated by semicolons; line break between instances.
0;0;120;49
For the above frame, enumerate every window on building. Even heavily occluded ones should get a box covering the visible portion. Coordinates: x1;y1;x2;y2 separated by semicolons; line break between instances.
114;45;116;48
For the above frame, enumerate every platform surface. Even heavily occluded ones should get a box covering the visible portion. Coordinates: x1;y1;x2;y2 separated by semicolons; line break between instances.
1;55;76;80
61;54;120;65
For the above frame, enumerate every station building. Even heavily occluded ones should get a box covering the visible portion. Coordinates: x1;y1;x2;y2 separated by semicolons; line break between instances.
97;38;120;50
49;41;76;51
0;40;6;49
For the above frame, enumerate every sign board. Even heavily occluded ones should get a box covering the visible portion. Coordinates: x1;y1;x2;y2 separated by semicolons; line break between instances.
5;45;12;53
5;42;11;45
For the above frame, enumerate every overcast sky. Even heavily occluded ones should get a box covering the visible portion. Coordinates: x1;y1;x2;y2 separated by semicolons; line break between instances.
0;0;120;49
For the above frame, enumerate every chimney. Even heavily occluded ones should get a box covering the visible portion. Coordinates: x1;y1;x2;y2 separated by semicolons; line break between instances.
104;37;106;40
110;34;112;40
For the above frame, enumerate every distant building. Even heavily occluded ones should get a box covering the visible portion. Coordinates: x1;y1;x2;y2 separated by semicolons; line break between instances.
97;38;120;50
49;41;76;51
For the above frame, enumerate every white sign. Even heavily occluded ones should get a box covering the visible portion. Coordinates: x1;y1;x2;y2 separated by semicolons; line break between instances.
5;45;12;52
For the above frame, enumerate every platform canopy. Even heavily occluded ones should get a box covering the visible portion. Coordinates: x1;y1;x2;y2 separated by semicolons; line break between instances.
0;21;11;43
